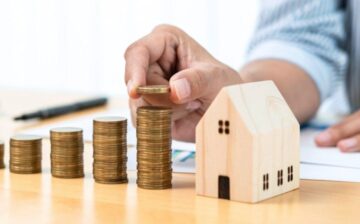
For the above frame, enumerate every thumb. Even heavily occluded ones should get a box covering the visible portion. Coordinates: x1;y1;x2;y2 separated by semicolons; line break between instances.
169;66;217;104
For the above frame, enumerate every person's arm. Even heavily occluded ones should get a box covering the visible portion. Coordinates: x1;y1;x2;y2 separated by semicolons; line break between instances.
124;0;347;143
241;0;347;123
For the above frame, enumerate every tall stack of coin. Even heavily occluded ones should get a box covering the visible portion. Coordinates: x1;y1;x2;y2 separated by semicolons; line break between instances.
136;105;172;190
136;85;173;189
0;140;5;169
50;127;84;178
93;116;128;184
9;135;42;174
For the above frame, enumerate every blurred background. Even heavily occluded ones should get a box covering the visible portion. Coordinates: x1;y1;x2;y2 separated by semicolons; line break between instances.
0;0;259;96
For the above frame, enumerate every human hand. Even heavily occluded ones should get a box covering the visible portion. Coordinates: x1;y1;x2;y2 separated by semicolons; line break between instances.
315;111;360;152
124;25;242;142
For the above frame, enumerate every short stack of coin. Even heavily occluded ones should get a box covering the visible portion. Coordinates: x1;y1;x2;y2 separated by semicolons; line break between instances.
50;127;84;178
136;106;172;190
93;116;128;184
0;140;5;169
9;135;42;174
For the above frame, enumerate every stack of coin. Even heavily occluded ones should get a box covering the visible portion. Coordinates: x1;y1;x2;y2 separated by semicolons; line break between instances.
50;127;84;178
93;116;128;184
136;106;172;189
0;140;5;169
9;135;42;174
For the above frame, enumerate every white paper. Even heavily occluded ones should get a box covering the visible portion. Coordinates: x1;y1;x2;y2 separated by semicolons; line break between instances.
301;129;360;169
300;163;360;182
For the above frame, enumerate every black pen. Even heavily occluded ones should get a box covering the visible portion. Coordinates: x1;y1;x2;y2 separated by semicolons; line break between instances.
14;97;108;121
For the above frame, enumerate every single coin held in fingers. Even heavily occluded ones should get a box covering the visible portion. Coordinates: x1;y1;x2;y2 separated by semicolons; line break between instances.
136;85;171;95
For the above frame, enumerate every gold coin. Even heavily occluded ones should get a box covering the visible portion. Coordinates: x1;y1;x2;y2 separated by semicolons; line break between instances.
50;127;83;133
136;85;170;94
52;173;84;179
94;178;128;184
10;134;42;142
137;183;172;190
94;116;127;123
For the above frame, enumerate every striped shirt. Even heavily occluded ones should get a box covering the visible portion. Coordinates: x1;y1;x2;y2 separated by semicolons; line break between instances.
246;0;349;114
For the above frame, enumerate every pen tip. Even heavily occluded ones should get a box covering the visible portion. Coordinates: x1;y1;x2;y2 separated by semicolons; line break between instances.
14;116;22;121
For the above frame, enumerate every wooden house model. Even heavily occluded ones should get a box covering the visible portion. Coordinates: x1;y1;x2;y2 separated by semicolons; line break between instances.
196;81;300;203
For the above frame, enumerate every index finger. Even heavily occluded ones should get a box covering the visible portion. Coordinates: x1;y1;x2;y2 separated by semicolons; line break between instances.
124;31;177;98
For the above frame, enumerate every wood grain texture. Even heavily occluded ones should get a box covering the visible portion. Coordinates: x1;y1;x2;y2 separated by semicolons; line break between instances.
1;89;360;223
196;81;300;203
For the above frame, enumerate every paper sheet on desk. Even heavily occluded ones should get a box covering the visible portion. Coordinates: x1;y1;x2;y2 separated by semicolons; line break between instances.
300;163;360;182
22;110;360;181
301;129;360;169
300;128;360;182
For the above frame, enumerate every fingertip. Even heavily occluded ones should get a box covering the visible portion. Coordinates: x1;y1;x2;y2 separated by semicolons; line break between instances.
314;131;334;147
127;79;133;93
337;138;358;152
127;80;141;99
169;85;180;104
169;78;191;104
338;144;349;153
337;141;346;152
314;137;324;147
129;91;140;99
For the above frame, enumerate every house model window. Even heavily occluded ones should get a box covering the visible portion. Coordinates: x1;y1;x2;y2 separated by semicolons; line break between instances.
277;170;283;186
218;120;230;135
263;173;269;191
288;166;293;182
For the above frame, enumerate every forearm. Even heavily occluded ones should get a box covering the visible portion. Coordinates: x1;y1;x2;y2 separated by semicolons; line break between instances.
240;59;320;123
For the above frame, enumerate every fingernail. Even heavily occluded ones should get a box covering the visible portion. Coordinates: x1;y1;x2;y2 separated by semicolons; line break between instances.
171;78;191;102
186;100;201;111
127;80;133;95
339;138;358;152
315;131;333;145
